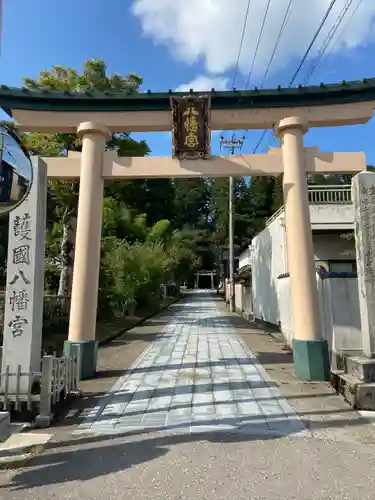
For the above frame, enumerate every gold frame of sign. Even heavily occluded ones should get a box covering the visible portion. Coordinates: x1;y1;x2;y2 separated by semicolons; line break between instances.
170;95;211;160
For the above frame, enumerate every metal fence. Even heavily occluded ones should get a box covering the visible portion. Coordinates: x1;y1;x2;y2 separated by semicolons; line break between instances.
0;344;80;427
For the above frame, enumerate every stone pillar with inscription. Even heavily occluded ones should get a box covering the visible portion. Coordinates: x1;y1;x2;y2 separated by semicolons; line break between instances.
1;157;47;393
352;171;375;358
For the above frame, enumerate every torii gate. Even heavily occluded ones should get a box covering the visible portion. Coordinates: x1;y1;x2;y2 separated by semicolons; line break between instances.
0;79;373;381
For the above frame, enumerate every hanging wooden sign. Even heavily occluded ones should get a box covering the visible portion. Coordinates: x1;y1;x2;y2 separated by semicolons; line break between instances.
170;95;211;160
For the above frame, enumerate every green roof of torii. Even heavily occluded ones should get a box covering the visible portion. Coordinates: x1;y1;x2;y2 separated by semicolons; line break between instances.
0;78;375;115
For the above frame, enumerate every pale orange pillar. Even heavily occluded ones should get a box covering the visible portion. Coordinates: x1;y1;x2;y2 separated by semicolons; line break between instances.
275;117;329;380
64;122;111;379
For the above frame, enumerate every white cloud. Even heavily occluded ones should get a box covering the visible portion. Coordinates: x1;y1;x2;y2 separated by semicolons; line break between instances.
132;0;375;86
175;75;229;92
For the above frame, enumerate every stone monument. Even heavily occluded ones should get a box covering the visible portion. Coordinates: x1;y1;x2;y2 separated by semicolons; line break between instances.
352;171;375;358
1;157;47;392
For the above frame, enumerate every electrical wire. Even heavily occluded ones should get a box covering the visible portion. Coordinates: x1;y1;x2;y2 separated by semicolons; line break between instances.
245;0;272;89
287;0;339;87
232;0;252;88
260;0;294;88
252;0;339;153
245;0;294;151
317;0;364;74
224;0;253;143
303;0;354;84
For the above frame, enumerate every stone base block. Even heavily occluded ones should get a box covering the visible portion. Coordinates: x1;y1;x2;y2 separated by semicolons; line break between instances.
330;349;363;371
344;356;375;382
292;338;330;381
63;340;98;380
331;370;375;410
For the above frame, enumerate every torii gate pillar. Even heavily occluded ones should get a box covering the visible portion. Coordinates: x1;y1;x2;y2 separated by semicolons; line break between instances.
63;122;111;379
276;117;329;381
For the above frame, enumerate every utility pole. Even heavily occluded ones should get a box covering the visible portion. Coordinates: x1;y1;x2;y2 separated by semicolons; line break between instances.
219;133;246;312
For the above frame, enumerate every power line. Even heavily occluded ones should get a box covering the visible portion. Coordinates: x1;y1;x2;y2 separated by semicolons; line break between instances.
303;0;354;84
225;1;252;143
247;0;294;152
288;0;338;87
317;0;364;73
260;0;294;88
245;0;272;89
232;0;252;88
252;130;269;154
252;0;339;153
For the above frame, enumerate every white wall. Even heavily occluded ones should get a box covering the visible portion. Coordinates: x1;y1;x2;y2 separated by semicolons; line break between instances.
251;208;355;325
309;204;354;229
243;286;252;314
277;204;354;231
234;283;253;314
278;273;362;357
235;283;243;311
251;200;356;326
277;276;293;343
252;216;286;324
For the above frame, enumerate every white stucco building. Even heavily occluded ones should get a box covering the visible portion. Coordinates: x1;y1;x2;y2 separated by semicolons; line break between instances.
235;184;361;357
251;184;355;324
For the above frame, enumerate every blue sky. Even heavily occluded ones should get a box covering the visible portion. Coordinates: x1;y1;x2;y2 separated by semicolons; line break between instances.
1;0;375;164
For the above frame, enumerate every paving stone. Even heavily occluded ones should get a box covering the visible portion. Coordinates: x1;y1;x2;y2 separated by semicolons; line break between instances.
74;292;308;438
192;404;215;415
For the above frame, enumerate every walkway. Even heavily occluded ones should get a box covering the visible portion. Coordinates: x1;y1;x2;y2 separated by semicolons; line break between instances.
75;292;307;438
4;293;375;499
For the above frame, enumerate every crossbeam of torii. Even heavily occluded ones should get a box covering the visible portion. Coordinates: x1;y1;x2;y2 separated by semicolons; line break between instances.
42;147;365;179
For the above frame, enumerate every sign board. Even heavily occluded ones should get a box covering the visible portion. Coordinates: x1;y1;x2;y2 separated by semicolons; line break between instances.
170;95;211;160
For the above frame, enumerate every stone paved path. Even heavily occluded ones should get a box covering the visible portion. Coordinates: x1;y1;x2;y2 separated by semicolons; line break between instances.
74;292;308;438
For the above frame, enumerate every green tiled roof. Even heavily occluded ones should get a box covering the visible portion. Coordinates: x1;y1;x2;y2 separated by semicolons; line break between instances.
0;78;375;115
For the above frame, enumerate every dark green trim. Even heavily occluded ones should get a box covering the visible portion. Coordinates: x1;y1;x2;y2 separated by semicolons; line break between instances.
1;78;375;115
64;340;98;380
292;338;330;381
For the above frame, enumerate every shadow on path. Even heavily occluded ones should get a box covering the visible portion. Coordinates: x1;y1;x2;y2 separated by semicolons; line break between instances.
1;430;280;491
3;407;372;493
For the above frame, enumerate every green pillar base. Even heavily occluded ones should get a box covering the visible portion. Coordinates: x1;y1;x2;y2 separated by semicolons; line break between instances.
292;339;330;381
64;340;98;380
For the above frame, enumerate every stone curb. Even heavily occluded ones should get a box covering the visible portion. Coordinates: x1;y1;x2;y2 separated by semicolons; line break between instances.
0;445;44;470
0;431;53;469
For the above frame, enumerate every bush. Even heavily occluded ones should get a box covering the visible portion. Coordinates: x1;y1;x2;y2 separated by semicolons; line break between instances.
101;239;173;315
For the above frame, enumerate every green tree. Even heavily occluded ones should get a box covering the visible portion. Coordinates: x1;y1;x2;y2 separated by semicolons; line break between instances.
173;178;214;272
22;59;150;295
